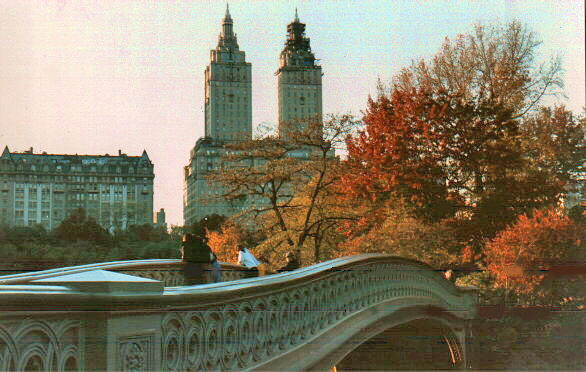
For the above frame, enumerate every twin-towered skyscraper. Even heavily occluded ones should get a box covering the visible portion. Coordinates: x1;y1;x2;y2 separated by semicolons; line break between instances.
183;7;323;224
203;6;322;142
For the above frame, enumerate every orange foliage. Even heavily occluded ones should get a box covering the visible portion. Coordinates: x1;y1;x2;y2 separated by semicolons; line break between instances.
340;86;458;224
484;209;584;294
206;223;241;264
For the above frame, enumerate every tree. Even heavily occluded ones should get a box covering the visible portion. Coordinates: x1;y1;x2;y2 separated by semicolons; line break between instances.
252;171;360;267
483;209;584;303
53;208;112;246
521;106;586;205
206;222;241;264
187;214;227;237
114;224;169;243
208;115;359;263
342;21;568;250
335;197;463;269
342;85;459;222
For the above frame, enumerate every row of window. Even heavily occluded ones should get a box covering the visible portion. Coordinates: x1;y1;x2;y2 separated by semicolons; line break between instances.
8;164;150;174
286;90;319;98
3;176;151;185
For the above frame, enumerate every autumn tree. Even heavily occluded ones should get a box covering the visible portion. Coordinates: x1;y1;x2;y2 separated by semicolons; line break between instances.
335;197;463;269
521;106;586;205
253;169;361;267
342;21;569;248
206;222;240;264
342;85;458;223
483;209;584;305
208;115;359;265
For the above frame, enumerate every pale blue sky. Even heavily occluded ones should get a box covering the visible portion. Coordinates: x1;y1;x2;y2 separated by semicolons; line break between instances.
1;0;584;226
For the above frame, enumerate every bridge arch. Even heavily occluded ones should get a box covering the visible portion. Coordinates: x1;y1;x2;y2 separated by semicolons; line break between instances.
259;297;471;371
0;254;476;371
329;306;467;371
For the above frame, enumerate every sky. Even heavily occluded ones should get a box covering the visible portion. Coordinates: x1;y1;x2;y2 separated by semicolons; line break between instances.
1;0;584;227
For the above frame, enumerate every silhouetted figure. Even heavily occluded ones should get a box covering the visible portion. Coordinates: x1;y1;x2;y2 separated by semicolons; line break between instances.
277;252;300;272
210;251;222;283
180;233;212;285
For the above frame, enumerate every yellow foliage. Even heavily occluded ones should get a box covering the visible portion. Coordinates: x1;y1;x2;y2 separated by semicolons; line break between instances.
206;223;240;264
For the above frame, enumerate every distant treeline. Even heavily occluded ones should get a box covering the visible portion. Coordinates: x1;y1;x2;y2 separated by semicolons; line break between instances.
0;208;180;274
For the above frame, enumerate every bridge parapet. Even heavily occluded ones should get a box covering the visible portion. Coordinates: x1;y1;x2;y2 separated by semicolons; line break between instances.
0;259;254;287
0;254;476;371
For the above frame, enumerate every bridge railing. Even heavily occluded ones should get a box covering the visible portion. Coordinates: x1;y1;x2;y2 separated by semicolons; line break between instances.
0;259;256;287
0;254;476;371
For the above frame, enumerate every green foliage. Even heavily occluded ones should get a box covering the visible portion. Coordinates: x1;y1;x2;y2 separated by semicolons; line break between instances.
187;214;227;237
0;224;54;245
53;208;112;246
0;209;179;273
114;224;169;243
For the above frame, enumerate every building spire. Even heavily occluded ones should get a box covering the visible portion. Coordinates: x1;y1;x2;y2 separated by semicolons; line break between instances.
223;3;233;24
294;8;299;22
225;3;232;22
218;3;238;49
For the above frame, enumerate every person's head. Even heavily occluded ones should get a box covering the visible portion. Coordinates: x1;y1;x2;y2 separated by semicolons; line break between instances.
238;245;246;252
182;233;192;243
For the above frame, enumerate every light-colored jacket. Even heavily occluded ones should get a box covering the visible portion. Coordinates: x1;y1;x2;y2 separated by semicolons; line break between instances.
238;248;260;268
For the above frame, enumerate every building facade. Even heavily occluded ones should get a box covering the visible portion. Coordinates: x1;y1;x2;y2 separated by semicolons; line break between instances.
204;6;253;142
155;208;167;231
184;138;243;225
277;9;323;140
183;8;322;225
0;147;154;231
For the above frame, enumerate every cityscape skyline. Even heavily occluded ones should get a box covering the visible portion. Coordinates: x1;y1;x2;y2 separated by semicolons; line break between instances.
1;0;584;226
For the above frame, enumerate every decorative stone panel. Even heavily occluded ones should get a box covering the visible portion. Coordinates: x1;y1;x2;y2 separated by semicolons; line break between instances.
117;334;155;372
0;319;82;372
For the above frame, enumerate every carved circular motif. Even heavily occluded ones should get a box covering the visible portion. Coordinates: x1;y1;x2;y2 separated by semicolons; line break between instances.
122;342;146;371
185;328;202;370
152;260;472;372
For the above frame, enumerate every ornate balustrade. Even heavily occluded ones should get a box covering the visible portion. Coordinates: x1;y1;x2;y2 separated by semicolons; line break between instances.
0;254;476;371
0;259;255;287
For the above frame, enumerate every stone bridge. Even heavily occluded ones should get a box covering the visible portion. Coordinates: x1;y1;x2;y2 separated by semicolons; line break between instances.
0;254;476;371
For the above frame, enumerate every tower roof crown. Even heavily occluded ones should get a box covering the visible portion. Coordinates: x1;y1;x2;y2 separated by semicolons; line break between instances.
217;4;239;51
223;4;233;24
278;9;318;70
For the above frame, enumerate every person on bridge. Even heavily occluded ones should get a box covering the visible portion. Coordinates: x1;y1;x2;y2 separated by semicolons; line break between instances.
238;245;260;276
210;251;222;283
180;233;212;285
277;252;300;272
